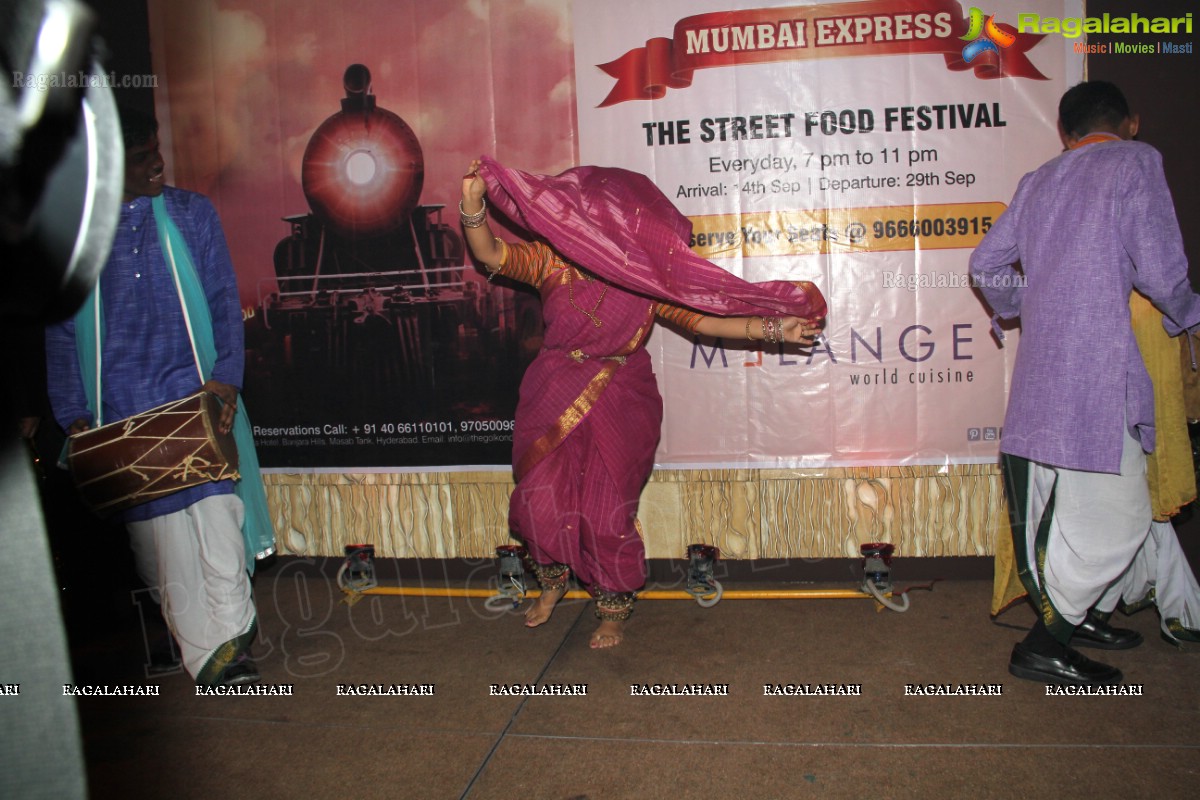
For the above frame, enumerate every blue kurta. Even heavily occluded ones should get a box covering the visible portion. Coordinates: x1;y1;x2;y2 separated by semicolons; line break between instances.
970;138;1200;474
46;186;244;522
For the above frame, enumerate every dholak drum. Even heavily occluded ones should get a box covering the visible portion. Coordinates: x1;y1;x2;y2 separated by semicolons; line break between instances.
67;392;239;515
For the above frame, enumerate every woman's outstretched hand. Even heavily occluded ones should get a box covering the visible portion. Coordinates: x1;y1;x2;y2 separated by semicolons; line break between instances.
780;316;823;346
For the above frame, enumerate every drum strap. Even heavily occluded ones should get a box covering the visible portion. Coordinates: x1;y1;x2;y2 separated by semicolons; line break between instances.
164;231;205;385
154;196;214;382
152;195;277;567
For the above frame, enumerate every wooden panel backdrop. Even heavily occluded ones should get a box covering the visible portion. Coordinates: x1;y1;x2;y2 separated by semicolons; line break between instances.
263;465;1009;560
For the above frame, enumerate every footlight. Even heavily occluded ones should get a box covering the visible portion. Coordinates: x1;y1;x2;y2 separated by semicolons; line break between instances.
859;542;910;611
485;545;529;611
685;544;723;607
496;545;528;593
860;542;894;592
338;544;378;591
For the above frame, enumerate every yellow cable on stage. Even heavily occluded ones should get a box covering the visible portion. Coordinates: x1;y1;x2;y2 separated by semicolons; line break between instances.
350;586;883;600
337;543;904;609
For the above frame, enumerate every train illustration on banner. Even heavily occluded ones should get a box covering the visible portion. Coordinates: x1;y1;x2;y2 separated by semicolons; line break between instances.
255;64;532;419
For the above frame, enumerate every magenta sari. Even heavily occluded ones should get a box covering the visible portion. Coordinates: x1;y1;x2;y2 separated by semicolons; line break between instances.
508;255;660;592
482;158;827;593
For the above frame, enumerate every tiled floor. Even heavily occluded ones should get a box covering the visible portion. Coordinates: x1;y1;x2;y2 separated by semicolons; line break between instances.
61;547;1200;800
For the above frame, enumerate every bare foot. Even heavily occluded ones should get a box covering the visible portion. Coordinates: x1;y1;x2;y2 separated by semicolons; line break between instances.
589;620;624;649
524;584;567;628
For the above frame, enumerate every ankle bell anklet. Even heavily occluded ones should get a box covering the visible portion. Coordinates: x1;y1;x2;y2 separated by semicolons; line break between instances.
594;590;635;622
534;563;570;591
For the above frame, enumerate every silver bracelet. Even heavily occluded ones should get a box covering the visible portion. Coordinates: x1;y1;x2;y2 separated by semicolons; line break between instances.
460;198;487;228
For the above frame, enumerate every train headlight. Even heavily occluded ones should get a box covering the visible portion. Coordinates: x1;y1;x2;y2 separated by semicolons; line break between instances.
344;149;378;186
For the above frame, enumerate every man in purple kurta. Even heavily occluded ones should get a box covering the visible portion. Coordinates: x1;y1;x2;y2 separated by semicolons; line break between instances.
971;81;1200;686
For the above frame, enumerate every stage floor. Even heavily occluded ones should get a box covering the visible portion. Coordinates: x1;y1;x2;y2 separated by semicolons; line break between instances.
61;523;1200;800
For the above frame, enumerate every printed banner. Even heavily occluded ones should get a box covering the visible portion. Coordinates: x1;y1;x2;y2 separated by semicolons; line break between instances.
147;0;1083;470
574;0;1082;467
596;0;1049;108
148;0;581;470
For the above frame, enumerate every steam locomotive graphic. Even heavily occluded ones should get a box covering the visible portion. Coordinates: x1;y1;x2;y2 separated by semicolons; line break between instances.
246;65;536;468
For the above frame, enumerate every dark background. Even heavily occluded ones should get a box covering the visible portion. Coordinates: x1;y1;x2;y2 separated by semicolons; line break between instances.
1087;0;1199;284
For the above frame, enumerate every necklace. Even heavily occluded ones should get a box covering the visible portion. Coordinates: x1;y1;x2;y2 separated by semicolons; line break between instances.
567;266;607;327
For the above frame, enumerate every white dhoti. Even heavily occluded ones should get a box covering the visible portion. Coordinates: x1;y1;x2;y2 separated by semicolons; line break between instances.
127;493;256;682
1106;520;1200;645
1007;424;1153;640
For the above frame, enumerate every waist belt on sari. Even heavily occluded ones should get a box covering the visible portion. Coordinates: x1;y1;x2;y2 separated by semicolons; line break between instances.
568;348;627;365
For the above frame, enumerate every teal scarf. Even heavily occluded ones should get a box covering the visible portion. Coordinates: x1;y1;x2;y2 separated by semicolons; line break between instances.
72;195;275;570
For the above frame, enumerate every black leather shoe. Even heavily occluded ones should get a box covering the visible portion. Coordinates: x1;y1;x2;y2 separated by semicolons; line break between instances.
218;654;261;687
1008;642;1123;686
1072;615;1143;650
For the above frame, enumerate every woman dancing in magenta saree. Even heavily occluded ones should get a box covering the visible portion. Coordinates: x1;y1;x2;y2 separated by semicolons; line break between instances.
461;157;826;647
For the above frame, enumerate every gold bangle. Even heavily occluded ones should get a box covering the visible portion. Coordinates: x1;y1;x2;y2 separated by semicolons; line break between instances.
484;237;505;282
745;318;754;340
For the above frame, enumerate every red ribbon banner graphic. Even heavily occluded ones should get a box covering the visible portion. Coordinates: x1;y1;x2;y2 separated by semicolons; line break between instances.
596;0;1048;107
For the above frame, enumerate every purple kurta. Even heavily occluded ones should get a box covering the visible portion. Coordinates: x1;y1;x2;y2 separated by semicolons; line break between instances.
971;138;1200;474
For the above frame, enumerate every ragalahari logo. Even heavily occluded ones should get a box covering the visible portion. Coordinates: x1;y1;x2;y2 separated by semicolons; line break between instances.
960;7;1017;63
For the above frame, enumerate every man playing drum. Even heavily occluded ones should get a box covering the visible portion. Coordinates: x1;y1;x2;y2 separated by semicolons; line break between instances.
45;107;273;687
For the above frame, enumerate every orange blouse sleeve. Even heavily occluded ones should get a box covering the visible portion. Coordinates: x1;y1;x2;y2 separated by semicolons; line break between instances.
496;240;558;288
497;244;702;332
655;302;703;332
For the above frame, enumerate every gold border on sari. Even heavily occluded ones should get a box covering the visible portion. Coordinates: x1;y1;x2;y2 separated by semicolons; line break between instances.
514;308;654;482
